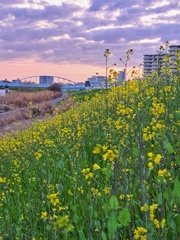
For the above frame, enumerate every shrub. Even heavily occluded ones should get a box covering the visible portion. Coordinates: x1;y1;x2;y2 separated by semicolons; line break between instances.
47;83;62;92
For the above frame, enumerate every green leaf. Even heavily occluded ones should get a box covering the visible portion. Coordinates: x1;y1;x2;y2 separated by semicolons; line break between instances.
89;206;93;218
164;190;168;200
172;177;180;203
94;220;101;230
57;183;63;192
105;164;113;180
132;147;138;156
57;160;64;169
118;207;131;226
174;214;180;234
46;224;51;231
118;143;122;156
108;211;118;239
158;192;163;205
164;141;174;154
78;230;86;240
101;231;107;240
102;203;109;213
176;155;180;166
73;214;78;224
135;218;144;227
94;210;98;219
109;195;119;210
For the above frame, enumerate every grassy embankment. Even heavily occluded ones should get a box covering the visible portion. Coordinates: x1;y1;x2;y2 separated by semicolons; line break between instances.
0;71;179;239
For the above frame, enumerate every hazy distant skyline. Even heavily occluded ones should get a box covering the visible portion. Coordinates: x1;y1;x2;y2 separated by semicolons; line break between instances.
0;0;179;82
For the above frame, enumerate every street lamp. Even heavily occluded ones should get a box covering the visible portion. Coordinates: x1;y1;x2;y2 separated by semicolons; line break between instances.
107;63;116;70
126;66;136;76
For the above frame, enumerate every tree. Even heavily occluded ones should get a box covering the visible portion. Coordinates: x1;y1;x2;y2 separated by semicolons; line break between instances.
47;83;62;92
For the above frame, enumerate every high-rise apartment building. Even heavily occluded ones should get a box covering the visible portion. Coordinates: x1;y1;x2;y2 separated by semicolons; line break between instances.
169;45;180;71
143;45;180;76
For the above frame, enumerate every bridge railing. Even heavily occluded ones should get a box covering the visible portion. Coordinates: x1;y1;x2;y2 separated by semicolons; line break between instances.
0;82;47;88
0;82;86;91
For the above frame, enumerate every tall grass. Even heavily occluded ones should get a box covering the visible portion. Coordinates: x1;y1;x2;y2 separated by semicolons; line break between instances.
0;71;179;239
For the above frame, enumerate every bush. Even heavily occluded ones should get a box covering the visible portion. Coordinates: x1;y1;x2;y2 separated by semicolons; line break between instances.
47;83;62;92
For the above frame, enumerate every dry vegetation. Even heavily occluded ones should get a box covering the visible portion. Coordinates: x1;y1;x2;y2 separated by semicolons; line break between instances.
0;90;76;136
0;90;62;109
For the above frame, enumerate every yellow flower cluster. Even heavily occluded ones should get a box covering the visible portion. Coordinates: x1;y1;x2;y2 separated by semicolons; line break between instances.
81;168;93;180
40;211;48;220
0;177;6;183
147;152;162;168
103;149;118;162
93;163;100;171
134;226;147;240
140;204;148;212
91;187;101;197
93;144;101;154
158;168;172;182
119;194;133;201
54;215;74;233
153;218;166;229
103;187;111;195
150;101;165;117
116;104;133;118
143;126;155;141
47;192;60;207
143;119;166;142
149;203;158;221
77;186;84;194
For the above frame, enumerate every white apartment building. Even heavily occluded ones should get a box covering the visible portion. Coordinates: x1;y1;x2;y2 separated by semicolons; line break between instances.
143;45;180;76
169;45;180;71
86;75;107;88
87;75;107;83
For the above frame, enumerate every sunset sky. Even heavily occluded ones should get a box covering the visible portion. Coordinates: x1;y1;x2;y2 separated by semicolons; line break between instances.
0;0;179;83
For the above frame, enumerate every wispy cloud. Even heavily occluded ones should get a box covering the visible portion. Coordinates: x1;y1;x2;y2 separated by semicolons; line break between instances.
0;0;179;76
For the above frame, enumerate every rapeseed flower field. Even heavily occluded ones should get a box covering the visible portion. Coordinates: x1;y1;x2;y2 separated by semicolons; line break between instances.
0;72;179;239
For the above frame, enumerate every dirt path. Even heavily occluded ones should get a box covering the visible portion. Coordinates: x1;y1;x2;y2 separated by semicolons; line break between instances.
51;92;68;104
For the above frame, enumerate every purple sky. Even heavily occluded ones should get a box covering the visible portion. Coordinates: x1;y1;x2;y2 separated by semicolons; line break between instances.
0;0;179;82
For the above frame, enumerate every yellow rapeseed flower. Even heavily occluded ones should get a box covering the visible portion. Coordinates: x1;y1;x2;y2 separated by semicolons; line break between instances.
93;144;101;154
103;187;111;195
154;154;162;164
153;219;160;228
134;226;147;240
103;149;117;162
161;219;166;228
93;163;100;171
148;162;153;169
147;152;154;159
119;194;125;200
141;204;148;212
0;177;6;183
40;211;48;220
158;169;167;177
